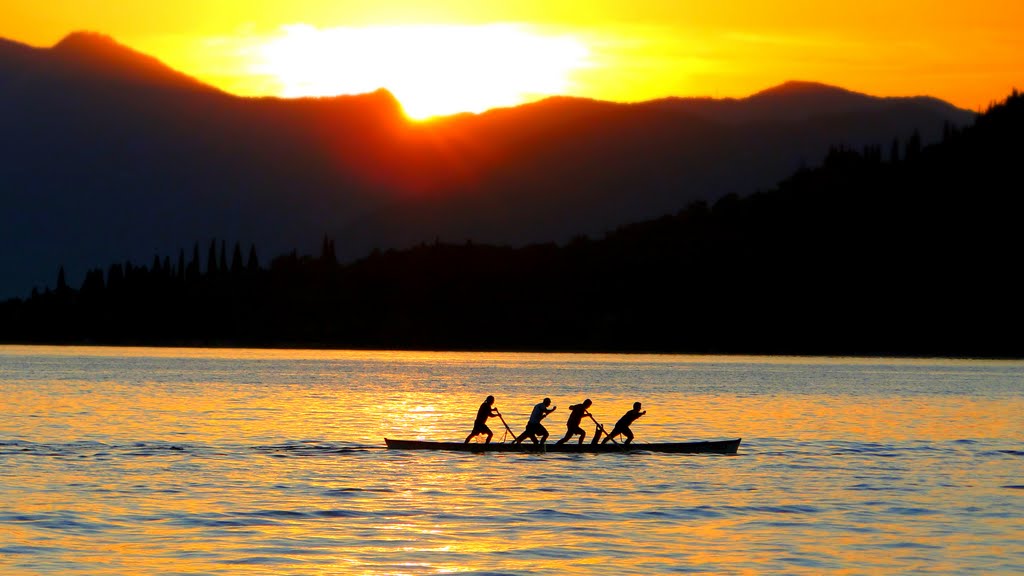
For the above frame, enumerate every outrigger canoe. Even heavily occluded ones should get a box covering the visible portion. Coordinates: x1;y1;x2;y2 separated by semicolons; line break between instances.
384;438;741;454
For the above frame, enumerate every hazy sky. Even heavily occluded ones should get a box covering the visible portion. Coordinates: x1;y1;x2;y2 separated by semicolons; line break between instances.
4;0;1021;117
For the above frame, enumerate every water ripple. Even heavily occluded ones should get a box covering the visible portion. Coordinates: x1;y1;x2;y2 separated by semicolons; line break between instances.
0;545;61;555
2;350;1022;575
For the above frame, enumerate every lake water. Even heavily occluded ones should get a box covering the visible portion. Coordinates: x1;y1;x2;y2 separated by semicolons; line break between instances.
1;346;1021;575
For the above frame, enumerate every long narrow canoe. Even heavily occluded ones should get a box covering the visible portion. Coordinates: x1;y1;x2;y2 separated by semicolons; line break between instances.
385;438;741;454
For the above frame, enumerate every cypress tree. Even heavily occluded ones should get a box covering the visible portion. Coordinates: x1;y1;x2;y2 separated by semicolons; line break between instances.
56;266;68;293
219;240;228;274
247;245;259;272
207;240;217;277
231;242;244;274
81;268;105;294
905;130;922;161
320;235;339;266
108;263;124;291
189;243;201;281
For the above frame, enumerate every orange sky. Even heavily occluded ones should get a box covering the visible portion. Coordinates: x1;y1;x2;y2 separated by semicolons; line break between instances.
3;0;1022;118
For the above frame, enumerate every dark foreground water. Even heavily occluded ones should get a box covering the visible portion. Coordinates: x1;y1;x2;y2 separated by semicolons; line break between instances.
1;346;1021;574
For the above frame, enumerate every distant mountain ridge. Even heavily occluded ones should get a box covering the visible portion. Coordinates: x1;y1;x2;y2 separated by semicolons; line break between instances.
1;32;216;93
0;32;975;298
49;32;217;91
4;90;1020;355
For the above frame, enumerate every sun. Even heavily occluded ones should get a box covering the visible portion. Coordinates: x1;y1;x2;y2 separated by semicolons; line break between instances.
252;23;590;120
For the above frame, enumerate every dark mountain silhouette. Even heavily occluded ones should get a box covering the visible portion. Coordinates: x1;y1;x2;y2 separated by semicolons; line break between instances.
375;83;972;250
0;32;974;298
49;32;218;91
3;89;1020;356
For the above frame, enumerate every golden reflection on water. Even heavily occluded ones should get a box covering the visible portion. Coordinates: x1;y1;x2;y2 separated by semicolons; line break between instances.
3;346;1020;447
1;346;1021;574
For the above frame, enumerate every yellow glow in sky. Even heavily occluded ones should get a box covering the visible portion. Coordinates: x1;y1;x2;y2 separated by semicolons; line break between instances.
2;1;1023;116
253;24;589;119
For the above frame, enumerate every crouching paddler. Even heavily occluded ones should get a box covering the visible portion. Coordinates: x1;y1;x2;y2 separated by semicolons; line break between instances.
514;397;557;445
555;399;593;445
465;395;499;444
602;401;647;445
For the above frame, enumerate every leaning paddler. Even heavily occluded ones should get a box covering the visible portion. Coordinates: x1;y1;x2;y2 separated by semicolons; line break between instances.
465;395;500;443
513;397;557;445
601;401;647;445
554;399;593;445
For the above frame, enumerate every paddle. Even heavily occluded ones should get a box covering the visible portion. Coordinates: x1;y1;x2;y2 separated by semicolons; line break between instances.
495;411;518;442
587;413;618;445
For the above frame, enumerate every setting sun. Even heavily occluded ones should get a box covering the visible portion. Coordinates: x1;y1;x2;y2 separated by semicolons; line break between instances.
252;24;590;119
5;1;1024;115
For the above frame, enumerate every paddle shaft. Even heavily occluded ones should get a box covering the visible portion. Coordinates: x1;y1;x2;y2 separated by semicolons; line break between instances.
588;414;618;444
496;412;517;439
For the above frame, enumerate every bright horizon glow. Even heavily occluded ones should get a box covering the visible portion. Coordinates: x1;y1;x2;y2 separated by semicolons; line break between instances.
252;24;590;119
2;1;1023;115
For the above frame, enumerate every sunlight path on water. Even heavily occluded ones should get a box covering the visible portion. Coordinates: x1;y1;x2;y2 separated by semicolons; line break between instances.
0;346;1021;573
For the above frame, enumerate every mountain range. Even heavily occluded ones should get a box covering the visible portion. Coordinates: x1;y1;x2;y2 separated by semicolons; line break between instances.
0;31;975;299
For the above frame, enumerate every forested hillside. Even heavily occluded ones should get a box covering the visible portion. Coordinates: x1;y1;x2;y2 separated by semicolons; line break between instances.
3;90;1020;357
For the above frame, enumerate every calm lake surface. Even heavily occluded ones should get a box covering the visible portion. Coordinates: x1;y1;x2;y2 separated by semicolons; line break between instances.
1;346;1021;575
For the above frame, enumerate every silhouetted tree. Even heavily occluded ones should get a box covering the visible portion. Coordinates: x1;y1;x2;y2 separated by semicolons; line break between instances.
80;268;105;295
231;243;244;274
188;243;201;283
207;240;217;278
905;129;922;160
56;266;68;293
321;235;337;265
247;245;260;272
107;263;124;291
219;240;228;275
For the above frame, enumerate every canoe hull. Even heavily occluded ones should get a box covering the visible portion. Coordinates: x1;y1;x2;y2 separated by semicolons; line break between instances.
384;438;740;454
